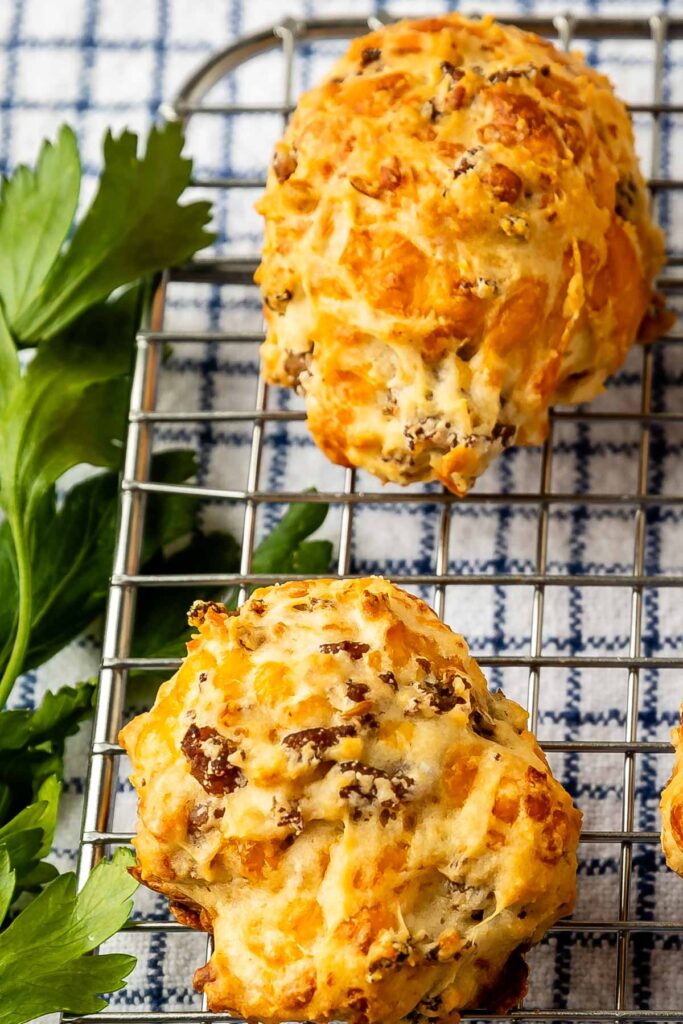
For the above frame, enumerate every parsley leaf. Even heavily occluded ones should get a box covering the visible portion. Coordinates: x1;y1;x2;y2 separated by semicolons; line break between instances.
0;824;41;882
0;848;138;1024
132;530;241;662
252;499;331;575
292;539;334;573
0;849;15;927
130;502;333;677
1;289;133;511
0;307;19;415
0;448;198;680
0;682;95;753
14;860;59;892
0;297;133;704
0;120;216;1017
12;123;214;342
0;285;140;688
0;682;96;827
0;121;213;705
0;126;80;331
0;775;61;905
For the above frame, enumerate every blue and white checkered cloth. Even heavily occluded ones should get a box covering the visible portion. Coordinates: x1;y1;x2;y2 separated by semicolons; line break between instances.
3;0;683;1014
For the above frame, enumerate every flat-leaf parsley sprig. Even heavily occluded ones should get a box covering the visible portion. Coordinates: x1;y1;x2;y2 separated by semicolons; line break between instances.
0;122;212;1022
0;122;213;706
0;849;138;1024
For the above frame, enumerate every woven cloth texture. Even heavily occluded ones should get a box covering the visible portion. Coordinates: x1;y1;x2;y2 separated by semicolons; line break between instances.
1;0;683;1015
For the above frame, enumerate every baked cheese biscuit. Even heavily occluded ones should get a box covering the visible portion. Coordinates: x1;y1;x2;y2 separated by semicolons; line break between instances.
121;578;581;1022
255;14;667;494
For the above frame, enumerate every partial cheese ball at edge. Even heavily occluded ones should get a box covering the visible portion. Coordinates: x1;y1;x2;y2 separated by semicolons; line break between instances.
661;706;683;877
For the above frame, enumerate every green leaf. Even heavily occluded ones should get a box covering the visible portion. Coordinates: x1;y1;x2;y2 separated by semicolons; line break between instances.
0;747;63;828
0;444;196;683
0;125;80;330
0;829;41;879
131;531;241;680
23;478;120;667
0;123;212;709
0;775;60;878
129;501;332;680
15;859;59;892
0;299;134;520
141;448;199;562
252;498;330;576
0;521;17;674
14;122;215;342
0;682;96;753
292;539;333;574
0;808;44;864
0;786;9;824
30;775;60;861
0;848;138;1024
0;306;19;409
0;849;15;928
0;290;137;704
0;288;140;703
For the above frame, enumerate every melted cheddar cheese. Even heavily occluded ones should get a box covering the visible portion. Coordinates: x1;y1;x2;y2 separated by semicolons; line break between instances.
662;706;683;877
255;14;667;494
121;578;581;1023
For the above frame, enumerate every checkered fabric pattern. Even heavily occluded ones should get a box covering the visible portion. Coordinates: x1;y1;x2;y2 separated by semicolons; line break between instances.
2;0;683;1016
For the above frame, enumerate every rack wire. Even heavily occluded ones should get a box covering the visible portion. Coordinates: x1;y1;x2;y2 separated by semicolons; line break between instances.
72;11;683;1024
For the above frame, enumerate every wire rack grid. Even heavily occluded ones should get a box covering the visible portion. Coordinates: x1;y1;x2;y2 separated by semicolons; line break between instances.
70;11;683;1024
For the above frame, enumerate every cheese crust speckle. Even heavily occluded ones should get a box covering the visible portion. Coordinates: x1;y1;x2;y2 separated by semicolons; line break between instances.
121;578;581;1023
661;706;683;876
255;14;667;495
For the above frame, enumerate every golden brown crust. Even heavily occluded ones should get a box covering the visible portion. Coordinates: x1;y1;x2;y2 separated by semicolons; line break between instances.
121;578;581;1023
661;706;683;876
255;14;667;495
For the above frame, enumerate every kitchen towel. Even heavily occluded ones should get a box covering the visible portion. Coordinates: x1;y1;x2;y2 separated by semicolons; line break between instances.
1;0;683;1014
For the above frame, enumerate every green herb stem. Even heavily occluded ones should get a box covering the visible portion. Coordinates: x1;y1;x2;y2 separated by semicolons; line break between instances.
0;515;31;709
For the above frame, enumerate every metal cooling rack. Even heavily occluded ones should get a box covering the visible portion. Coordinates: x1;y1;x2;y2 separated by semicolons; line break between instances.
72;12;683;1024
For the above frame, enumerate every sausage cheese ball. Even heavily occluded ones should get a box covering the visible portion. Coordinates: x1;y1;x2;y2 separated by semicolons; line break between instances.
661;706;683;876
121;578;581;1023
255;14;667;495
